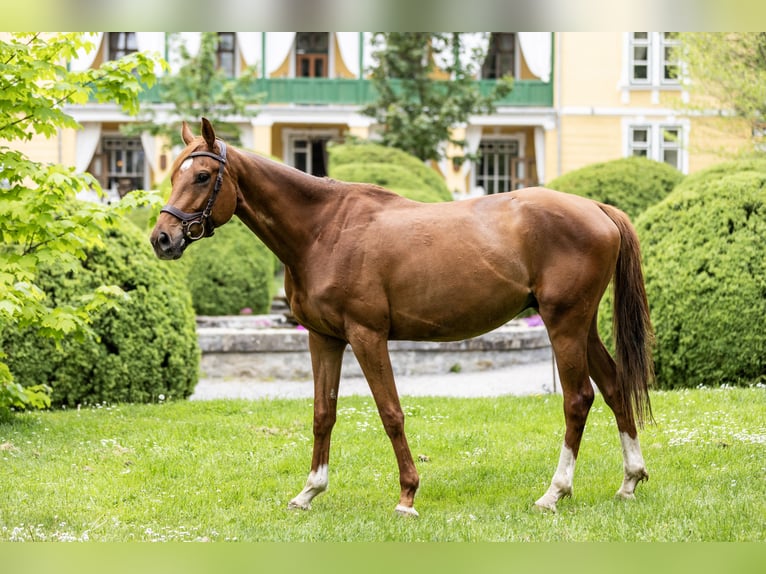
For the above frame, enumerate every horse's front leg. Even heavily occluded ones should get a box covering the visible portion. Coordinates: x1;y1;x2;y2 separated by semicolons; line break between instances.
288;331;346;511
348;326;420;516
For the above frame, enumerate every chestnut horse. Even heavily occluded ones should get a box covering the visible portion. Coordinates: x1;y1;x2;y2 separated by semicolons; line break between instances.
151;118;653;516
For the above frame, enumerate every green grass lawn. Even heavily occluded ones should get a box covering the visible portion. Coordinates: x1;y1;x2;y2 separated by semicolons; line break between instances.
0;387;763;542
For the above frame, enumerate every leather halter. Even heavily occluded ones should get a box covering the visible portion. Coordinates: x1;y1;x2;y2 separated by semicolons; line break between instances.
160;141;227;242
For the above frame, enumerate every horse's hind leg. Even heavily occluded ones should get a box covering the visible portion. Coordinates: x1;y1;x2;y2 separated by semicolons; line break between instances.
288;331;346;511
534;310;595;512
586;319;649;498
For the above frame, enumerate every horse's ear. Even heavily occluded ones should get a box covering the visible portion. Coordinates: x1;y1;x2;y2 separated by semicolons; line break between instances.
201;117;216;151
181;121;194;145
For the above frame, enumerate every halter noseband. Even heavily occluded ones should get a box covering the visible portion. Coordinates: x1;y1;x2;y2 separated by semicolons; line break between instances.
160;140;228;242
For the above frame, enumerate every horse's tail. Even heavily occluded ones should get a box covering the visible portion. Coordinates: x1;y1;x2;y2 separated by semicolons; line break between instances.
599;203;655;429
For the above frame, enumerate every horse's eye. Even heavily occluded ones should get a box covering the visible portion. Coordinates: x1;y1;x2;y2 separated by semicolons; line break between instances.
195;172;210;184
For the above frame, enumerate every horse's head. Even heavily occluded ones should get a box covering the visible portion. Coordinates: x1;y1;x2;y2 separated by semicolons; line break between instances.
150;118;238;260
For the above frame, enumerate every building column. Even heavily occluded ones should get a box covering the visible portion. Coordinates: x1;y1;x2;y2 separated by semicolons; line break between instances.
252;121;274;156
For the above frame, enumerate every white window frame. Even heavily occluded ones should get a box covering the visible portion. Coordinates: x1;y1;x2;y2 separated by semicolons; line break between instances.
481;33;521;80
628;125;652;157
658;32;681;85
92;133;150;199
623;119;688;173
627;32;680;87
282;128;340;175
217;32;240;78
471;133;527;194
629;33;652;86
288;33;336;78
106;32;138;62
622;33;682;104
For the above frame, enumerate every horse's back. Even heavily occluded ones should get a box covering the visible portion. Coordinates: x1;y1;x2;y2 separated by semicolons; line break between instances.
346;187;620;340
295;185;623;341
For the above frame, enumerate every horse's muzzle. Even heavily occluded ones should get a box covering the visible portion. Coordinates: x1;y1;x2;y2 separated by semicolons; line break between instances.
150;228;187;260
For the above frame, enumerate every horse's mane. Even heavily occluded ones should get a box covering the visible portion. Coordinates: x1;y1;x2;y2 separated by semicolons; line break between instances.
170;139;410;206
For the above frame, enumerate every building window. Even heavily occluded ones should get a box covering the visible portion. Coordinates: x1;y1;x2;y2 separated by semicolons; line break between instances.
88;136;146;198
627;124;685;171
628;32;680;86
217;32;236;77
476;139;523;194
660;126;681;167
629;126;651;157
292;138;328;176
629;33;651;84
660;32;680;83
482;33;517;79
108;32;137;61
296;32;329;78
284;129;339;177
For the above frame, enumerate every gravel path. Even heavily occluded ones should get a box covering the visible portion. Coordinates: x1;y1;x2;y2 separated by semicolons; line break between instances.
190;359;560;401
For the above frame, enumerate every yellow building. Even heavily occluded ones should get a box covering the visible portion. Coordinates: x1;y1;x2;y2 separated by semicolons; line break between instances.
9;32;751;201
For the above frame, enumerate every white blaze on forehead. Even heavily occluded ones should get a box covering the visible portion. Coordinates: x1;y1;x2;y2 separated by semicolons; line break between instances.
180;158;193;172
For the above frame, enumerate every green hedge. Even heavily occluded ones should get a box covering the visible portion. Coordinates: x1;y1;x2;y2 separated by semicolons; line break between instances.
328;141;452;203
598;158;766;388
547;156;683;220
181;218;278;316
1;216;199;407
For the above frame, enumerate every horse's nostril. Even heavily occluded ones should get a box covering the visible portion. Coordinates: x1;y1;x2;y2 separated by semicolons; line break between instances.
158;232;171;250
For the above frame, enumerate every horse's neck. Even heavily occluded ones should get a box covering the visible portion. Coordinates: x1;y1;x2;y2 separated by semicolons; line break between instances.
232;150;335;264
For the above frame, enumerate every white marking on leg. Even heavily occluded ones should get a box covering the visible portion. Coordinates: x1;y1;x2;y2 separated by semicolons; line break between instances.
288;464;329;510
395;504;419;517
535;443;576;512
616;432;649;499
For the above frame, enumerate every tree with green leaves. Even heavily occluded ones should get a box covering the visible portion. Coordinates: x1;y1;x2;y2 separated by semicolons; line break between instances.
124;32;262;148
677;32;766;150
0;32;163;416
363;33;512;163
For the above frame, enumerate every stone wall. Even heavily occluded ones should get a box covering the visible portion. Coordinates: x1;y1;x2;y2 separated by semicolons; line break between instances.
197;316;552;381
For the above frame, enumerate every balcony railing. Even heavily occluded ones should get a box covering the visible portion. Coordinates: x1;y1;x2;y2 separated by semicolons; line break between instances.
139;78;553;107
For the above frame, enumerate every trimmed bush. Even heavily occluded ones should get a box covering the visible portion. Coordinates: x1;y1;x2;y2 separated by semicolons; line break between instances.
546;156;683;220
1;216;199;407
328;141;452;202
182;218;277;316
598;158;766;388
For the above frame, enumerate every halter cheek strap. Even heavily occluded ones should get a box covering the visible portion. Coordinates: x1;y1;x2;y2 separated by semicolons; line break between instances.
160;140;228;242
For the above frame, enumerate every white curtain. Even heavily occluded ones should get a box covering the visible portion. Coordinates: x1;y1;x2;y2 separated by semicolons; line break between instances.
237;32;262;68
70;32;104;72
140;131;157;171
266;32;296;76
518;32;552;83
135;33;166;75
336;32;361;77
75;123;102;173
168;32;202;72
459;125;484;181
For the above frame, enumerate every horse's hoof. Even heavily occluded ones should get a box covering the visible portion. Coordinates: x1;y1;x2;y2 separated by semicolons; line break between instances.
533;497;558;513
395;504;419;517
533;502;557;513
288;499;311;511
